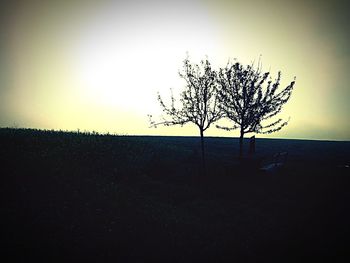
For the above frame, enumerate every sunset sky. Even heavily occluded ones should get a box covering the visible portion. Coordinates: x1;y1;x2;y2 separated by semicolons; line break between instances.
0;0;349;140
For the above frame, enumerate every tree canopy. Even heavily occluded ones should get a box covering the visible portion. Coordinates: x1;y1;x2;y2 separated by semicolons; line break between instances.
217;61;296;156
150;57;222;171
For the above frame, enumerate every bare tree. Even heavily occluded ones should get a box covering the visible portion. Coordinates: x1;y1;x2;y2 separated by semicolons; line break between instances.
217;60;296;157
149;57;222;171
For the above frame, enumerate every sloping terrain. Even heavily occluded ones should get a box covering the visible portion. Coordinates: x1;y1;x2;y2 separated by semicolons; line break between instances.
1;129;350;262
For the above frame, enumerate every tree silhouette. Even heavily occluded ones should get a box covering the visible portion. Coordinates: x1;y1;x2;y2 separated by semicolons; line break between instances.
217;60;296;157
150;57;222;172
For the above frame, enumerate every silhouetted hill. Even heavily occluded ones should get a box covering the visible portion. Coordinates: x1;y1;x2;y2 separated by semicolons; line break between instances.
1;128;349;262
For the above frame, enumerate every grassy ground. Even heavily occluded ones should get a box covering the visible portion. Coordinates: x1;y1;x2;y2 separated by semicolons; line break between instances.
1;128;350;262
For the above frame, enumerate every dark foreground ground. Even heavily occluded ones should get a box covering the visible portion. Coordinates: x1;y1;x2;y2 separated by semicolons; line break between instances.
1;128;350;262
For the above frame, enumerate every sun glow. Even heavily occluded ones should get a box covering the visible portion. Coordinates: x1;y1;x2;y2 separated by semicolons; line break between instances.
73;0;222;115
1;0;349;139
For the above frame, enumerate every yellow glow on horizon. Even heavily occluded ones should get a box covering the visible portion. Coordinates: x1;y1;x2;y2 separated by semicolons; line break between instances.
1;0;349;140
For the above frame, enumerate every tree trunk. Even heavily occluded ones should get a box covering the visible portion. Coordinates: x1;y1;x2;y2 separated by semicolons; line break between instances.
200;128;206;173
239;129;244;158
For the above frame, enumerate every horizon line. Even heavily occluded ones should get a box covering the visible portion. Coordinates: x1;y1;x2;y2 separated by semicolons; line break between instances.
1;126;349;142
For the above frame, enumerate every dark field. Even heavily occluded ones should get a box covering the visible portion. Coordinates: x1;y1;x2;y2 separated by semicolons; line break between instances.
1;128;350;262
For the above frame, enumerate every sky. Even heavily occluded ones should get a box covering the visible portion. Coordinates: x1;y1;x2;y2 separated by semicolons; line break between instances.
0;0;349;140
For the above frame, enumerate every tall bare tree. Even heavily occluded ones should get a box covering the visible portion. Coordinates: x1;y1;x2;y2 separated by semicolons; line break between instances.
217;61;296;157
150;57;222;171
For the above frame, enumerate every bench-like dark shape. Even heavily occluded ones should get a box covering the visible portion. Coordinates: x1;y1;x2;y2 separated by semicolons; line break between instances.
260;152;288;173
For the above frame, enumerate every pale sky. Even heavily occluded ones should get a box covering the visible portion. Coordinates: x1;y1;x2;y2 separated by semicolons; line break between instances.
0;0;349;140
